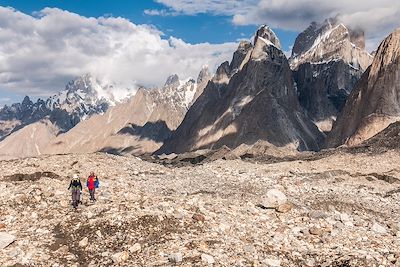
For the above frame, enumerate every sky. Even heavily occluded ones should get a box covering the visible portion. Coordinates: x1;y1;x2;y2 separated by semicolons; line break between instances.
0;0;399;106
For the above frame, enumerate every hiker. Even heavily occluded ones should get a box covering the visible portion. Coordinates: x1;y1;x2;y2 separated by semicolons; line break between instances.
68;174;82;209
86;172;99;201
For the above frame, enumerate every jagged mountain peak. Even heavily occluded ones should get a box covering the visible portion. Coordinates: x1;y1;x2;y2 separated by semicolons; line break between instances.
369;28;400;78
47;74;136;111
290;17;372;71
238;40;252;49
21;96;33;106
229;41;254;75
66;73;93;89
164;74;180;87
197;66;211;84
254;25;281;49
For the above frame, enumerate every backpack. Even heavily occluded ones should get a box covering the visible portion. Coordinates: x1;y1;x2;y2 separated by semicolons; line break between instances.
71;179;80;188
94;176;99;188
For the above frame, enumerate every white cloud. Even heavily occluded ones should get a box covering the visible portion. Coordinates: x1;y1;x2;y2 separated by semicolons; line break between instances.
0;6;237;97
154;0;257;16
155;0;400;51
144;9;178;16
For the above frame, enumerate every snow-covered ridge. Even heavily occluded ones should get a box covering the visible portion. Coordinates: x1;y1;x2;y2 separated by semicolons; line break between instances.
158;75;197;109
46;74;136;113
157;66;211;110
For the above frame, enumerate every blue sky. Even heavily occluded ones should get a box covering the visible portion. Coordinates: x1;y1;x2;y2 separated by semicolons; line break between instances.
0;0;398;106
0;0;298;48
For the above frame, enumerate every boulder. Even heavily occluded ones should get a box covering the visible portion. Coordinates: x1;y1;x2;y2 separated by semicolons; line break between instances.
201;253;215;264
112;251;129;263
168;252;183;263
261;189;288;208
79;237;88;247
0;232;16;249
371;222;387;234
129;243;141;253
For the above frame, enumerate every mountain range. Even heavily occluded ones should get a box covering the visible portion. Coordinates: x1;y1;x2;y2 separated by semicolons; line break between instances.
158;25;324;155
0;68;211;159
0;18;399;160
0;74;135;141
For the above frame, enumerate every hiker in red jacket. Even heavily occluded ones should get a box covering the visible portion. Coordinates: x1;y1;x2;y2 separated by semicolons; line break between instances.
86;172;99;202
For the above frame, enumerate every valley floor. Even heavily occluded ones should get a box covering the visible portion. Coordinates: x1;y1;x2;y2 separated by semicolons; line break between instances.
0;151;399;266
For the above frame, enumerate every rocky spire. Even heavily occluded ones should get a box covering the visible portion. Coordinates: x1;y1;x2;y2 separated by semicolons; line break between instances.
197;66;211;84
254;25;281;49
230;41;253;73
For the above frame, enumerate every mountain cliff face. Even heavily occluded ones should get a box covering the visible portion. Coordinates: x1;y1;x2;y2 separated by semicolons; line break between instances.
0;74;133;140
293;60;363;131
326;28;400;147
158;26;324;155
290;18;373;131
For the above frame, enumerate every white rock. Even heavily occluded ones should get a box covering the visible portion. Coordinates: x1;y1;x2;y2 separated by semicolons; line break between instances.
0;232;16;249
243;244;256;254
201;253;215;264
371;222;387;234
8;247;21;258
168;252;183;263
96;230;103;238
340;213;351;222
263;258;281;267
340;213;354;226
87;211;94;219
112;251;129;263
79;237;88;247
129;243;141;253
261;189;287;208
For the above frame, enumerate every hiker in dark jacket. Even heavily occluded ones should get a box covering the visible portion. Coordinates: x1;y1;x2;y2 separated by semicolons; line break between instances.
68;174;82;209
86;172;99;201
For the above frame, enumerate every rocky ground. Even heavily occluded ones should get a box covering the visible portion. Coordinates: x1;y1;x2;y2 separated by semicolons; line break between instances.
0;150;400;266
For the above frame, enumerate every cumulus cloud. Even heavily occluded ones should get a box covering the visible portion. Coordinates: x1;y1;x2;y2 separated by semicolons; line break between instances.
0;6;237;97
155;0;400;51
